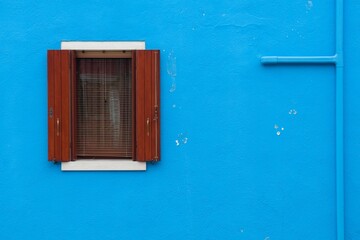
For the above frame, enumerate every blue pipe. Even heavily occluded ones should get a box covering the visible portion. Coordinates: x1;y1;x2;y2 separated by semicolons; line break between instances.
335;0;344;240
336;58;344;240
261;1;344;240
261;55;337;64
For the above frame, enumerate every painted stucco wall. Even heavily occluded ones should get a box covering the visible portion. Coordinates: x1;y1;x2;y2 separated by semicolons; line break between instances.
0;0;359;239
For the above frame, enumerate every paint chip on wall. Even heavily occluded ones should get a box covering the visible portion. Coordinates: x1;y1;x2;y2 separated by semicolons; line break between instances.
167;50;177;93
175;133;188;146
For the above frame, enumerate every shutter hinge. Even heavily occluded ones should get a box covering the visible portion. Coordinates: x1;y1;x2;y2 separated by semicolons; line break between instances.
49;107;53;118
153;105;159;120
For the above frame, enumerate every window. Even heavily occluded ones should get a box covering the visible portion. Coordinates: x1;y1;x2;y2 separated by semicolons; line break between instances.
47;42;160;170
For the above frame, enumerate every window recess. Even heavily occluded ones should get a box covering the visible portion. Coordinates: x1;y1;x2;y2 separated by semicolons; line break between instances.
76;58;133;159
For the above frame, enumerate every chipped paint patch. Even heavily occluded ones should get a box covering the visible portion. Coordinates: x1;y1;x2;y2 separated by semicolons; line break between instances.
175;133;188;146
306;0;313;11
167;50;177;93
274;124;285;136
289;109;297;115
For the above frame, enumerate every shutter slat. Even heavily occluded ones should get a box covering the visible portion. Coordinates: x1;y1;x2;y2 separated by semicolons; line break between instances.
135;51;146;160
152;51;160;161
71;55;77;160
61;51;72;161
48;52;55;161
144;51;152;160
54;51;62;161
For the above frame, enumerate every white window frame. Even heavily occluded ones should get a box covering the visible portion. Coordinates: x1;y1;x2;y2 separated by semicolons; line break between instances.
60;41;146;171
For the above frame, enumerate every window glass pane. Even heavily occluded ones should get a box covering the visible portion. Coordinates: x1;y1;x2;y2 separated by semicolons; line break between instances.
76;58;132;158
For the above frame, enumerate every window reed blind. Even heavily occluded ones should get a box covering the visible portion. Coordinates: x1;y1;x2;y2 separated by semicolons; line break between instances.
76;58;132;158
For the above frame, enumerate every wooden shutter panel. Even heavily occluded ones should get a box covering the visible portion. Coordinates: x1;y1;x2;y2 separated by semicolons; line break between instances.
48;50;75;162
134;50;160;161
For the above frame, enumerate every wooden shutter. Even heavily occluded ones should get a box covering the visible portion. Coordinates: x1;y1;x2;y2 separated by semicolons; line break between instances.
48;50;75;162
134;50;160;161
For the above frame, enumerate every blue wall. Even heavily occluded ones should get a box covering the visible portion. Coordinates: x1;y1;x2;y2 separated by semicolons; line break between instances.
0;0;359;239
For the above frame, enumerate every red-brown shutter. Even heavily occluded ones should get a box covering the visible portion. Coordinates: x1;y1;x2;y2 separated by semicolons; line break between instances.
134;50;160;161
48;50;75;162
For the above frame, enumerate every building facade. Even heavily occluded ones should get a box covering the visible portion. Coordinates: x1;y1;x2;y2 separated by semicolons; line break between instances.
0;0;359;239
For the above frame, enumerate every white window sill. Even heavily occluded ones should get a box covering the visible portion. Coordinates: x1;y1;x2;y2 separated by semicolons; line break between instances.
61;160;146;171
60;41;146;171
